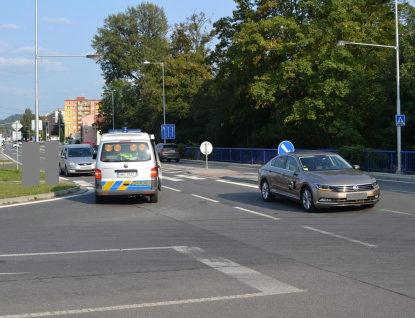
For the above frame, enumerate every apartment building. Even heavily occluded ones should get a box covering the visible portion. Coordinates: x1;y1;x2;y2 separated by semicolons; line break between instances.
64;96;101;139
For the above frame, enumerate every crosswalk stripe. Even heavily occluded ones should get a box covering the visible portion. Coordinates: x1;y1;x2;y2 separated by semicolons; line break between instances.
175;174;205;180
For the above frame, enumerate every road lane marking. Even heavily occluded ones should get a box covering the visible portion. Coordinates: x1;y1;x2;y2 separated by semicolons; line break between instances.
216;179;257;188
0;246;187;258
174;246;302;295
233;207;279;220
0;272;30;275
377;178;415;184
175;174;206;180
163;186;182;192
302;226;377;248
0;246;304;317
162;176;185;181
191;194;219;203
378;209;412;215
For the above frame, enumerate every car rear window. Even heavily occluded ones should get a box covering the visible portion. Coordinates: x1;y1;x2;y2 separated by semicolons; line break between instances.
163;145;177;149
68;147;93;157
100;142;151;162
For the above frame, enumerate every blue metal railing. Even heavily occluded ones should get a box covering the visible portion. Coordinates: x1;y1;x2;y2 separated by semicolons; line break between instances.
184;147;415;174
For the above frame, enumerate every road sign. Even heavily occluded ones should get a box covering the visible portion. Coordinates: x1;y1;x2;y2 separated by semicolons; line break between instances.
200;141;213;155
396;115;405;126
161;124;175;139
12;121;22;131
278;140;294;155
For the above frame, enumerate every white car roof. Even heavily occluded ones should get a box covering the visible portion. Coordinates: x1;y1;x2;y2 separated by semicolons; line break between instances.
100;132;151;142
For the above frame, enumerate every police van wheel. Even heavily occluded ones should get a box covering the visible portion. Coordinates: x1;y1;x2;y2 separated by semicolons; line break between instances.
150;191;158;203
95;194;103;204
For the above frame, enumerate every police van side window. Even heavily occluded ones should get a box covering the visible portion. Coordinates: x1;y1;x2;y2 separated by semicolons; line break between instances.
100;142;151;162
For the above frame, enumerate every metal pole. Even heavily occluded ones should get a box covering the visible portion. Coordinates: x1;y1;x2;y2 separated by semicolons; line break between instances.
112;92;114;130
35;0;39;142
58;115;60;144
162;63;166;143
395;0;402;174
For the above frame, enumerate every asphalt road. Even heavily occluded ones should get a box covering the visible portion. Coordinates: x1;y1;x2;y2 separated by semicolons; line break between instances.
0;159;414;317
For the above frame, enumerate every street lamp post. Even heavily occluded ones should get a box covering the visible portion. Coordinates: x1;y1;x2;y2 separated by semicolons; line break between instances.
101;91;114;130
35;0;100;143
336;0;402;173
143;61;166;142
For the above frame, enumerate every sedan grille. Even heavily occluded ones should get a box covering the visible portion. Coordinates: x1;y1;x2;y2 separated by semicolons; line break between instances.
332;183;374;192
79;163;93;166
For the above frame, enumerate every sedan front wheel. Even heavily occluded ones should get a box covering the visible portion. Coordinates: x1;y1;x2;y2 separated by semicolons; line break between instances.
261;180;274;202
301;186;316;212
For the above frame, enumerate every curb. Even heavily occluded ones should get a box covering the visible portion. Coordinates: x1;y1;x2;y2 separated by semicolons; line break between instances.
0;186;83;206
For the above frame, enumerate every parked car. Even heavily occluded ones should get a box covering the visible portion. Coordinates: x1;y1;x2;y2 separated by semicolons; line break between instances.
156;143;180;162
59;144;95;177
258;151;380;212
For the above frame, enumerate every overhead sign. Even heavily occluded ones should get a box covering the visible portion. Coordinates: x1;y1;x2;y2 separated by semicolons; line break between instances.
200;141;213;155
161;124;175;139
31;119;43;131
396;115;405;126
12;121;22;131
278;140;294;155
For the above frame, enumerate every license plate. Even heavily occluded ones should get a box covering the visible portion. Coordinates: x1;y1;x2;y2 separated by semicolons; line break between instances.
117;172;136;178
347;193;367;200
79;166;91;170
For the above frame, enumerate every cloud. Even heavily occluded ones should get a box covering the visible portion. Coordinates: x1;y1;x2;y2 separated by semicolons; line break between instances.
0;41;13;54
0;86;33;97
40;17;75;24
14;46;59;55
0;24;25;30
0;57;69;74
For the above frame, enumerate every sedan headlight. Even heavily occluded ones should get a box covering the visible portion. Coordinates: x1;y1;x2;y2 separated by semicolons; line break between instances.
315;183;335;191
68;160;76;166
372;181;379;189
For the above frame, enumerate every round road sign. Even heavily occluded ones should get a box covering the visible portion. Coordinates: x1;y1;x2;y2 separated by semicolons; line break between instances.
200;141;213;155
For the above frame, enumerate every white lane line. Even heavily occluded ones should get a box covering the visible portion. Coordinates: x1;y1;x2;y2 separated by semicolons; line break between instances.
0;293;272;318
216;179;257;188
302;226;377;248
162;176;185;181
191;194;219;203
0;272;30;275
234;207;279;220
175;174;206;180
380;209;413;215
163;186;182;192
174;246;304;295
0;246;186;258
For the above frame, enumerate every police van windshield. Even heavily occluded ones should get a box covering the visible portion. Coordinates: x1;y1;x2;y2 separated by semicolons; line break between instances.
100;142;151;162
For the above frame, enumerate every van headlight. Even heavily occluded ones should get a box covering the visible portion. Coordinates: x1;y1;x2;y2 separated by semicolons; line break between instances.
315;183;334;191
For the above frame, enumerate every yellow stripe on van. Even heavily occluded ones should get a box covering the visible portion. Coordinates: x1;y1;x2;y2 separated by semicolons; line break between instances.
102;181;116;191
118;180;132;191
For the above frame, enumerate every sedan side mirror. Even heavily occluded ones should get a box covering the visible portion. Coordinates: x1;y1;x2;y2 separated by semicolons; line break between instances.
92;153;97;160
353;165;360;170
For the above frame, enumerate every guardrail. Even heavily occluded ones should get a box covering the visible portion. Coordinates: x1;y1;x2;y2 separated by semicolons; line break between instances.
184;147;415;174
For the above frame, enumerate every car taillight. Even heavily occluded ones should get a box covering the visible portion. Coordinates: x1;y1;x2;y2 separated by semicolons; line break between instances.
161;149;167;152
95;169;102;179
151;167;157;178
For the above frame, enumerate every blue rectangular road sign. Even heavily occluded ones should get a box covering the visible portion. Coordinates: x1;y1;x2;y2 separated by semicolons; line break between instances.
396;115;405;126
161;124;175;139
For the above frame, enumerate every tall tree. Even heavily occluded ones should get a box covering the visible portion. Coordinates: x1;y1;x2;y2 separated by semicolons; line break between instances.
20;108;35;141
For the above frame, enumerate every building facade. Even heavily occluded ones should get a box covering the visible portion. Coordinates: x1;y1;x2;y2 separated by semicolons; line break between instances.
64;96;101;140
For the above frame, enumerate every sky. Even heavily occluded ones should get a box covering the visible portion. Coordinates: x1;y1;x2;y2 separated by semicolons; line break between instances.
0;0;238;121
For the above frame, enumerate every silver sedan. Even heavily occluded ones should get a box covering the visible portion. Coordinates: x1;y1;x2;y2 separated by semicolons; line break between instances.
258;151;380;212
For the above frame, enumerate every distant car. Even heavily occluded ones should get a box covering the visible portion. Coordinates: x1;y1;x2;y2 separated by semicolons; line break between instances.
12;142;19;148
156;143;180;162
59;144;95;177
258;151;380;212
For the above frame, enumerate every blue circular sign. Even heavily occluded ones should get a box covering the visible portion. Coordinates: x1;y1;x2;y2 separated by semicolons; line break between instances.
278;140;295;155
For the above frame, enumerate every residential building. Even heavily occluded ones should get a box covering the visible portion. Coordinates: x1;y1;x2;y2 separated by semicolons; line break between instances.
64;96;101;139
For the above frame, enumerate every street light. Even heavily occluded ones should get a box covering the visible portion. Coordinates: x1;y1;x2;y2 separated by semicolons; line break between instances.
336;0;402;173
143;60;166;142
35;0;100;142
101;91;114;130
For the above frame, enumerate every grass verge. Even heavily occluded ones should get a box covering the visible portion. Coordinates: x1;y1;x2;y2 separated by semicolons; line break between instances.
0;167;77;199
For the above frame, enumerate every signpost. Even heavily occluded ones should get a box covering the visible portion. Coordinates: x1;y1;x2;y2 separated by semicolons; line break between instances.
161;124;175;140
12;121;22;168
278;140;295;155
200;141;213;170
396;115;405;126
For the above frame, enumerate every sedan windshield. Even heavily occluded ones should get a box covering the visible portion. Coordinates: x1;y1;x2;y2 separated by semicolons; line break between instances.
68;148;93;157
299;154;352;171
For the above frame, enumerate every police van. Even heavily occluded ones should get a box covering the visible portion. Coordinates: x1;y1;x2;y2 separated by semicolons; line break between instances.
94;128;161;204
